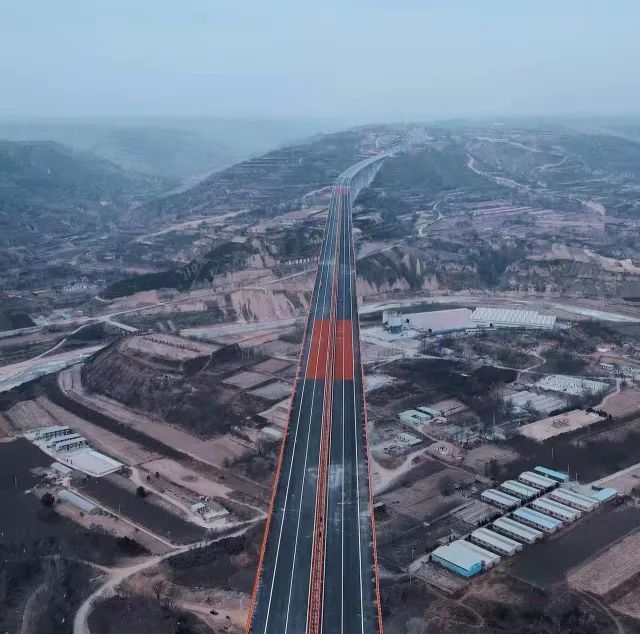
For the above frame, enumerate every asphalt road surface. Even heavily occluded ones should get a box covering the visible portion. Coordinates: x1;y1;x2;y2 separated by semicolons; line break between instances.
247;156;387;634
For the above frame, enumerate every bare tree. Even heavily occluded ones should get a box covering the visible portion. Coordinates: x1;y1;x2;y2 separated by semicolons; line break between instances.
152;580;165;605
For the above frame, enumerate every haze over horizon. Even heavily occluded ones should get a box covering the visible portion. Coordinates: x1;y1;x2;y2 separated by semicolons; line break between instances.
2;1;639;123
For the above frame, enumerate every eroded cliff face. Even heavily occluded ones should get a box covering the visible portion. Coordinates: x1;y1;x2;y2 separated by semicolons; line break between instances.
354;244;640;300
503;259;639;297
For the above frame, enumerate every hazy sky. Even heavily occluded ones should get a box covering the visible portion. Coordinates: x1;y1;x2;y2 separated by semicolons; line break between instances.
2;1;639;121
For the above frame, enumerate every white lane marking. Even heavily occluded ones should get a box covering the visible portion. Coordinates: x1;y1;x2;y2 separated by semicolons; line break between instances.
316;180;347;633
283;176;345;633
263;188;339;632
296;180;341;634
346;187;366;634
340;183;348;634
311;184;343;634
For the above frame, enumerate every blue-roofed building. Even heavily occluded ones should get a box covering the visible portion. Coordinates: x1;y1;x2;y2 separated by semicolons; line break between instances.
430;541;483;577
512;507;562;532
534;466;569;482
431;539;500;577
590;487;618;502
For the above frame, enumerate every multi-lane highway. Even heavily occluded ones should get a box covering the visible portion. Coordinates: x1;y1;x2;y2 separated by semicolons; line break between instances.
247;148;399;634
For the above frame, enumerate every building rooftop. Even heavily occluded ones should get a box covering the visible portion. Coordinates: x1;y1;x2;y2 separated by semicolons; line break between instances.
534;375;609;397
432;541;483;571
399;409;432;424
506;391;566;415
48;433;83;446
493;516;543;540
459;540;501;565
500;480;538;498
407;308;476;333
52;436;86;450
58;489;97;514
591;487;618;502
471;307;556;328
513;507;562;530
550;488;599;508
416;406;439;417
35;425;71;436
533;497;580;519
534;466;569;482
60;450;122;476
472;527;522;551
50;461;73;475
481;489;520;506
519;471;557;488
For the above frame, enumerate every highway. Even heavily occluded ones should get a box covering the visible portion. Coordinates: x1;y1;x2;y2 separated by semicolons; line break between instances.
247;147;400;634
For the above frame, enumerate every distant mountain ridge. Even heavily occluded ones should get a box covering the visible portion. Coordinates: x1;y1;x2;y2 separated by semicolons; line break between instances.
0;139;171;200
0;139;172;248
0;118;343;181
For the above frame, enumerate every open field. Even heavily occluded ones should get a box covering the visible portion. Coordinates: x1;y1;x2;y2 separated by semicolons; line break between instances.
377;465;471;522
82;475;206;544
593;463;640;494
601;388;640;419
568;531;640;597
141;457;234;500
462;443;520;472
55;498;170;555
88;596;213;634
613;586;640;620
5;397;57;431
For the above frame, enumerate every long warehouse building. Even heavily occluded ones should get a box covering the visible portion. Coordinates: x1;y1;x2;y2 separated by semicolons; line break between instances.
518;471;558;491
534;466;569;482
469;528;523;557
481;488;521;510
499;480;539;501
531;497;581;522
471;307;556;330
512;507;562;532
548;487;599;511
492;516;543;544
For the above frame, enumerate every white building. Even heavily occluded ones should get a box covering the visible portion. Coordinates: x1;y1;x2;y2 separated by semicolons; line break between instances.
399;409;433;428
531;497;581;522
492;516;543;544
534;375;609;397
518;471;558;491
469;527;523;556
471;307;556;329
34;425;74;442
52;436;88;452
481;489;521;510
505;391;566;416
